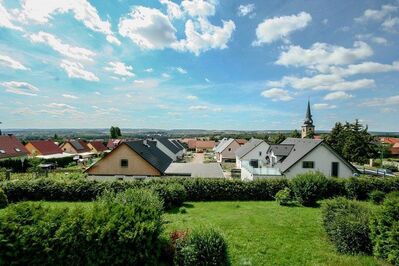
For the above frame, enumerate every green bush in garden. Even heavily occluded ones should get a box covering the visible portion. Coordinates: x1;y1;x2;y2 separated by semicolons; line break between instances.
370;191;399;265
0;189;164;265
322;197;372;254
275;187;293;206
290;172;328;206
0;188;7;209
369;190;385;204
151;183;187;210
174;228;229;266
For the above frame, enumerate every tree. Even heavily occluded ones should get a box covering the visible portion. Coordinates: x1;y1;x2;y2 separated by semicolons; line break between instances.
325;119;378;164
110;126;122;139
290;129;301;138
271;133;286;144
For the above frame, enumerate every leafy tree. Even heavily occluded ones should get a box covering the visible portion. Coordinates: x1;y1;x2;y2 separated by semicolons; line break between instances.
110;126;122;139
325;119;378;164
271;133;286;144
290;129;301;138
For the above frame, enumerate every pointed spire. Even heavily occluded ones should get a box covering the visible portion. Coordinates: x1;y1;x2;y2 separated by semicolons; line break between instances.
304;99;313;125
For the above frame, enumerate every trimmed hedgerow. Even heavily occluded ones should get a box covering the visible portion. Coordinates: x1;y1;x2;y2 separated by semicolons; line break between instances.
0;188;7;209
174;228;229;266
151;183;187;210
370;191;399;265
322;197;372;255
0;189;164;265
290;172;328;206
369;190;385;204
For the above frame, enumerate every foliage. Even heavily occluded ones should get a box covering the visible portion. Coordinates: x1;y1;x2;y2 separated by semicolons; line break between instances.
344;176;399;200
290;172;328;206
0;156;75;173
151;183;187;210
174;228;229;266
324;119;378;164
369;190;385;204
275;187;293;206
0;188;7;209
270;133;287;144
0;189;164;265
290;129;301;138
370;192;399;265
322;197;372;254
110;126;122;139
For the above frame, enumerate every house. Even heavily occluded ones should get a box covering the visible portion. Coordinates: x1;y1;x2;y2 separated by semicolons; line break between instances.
171;139;186;154
235;138;270;168
107;139;124;149
60;140;91;154
379;137;399;157
240;138;358;180
236;139;248;146
214;138;241;163
193;140;216;153
85;139;173;178
165;162;224;178
0;134;28;160
87;141;108;154
25;140;63;156
152;137;184;161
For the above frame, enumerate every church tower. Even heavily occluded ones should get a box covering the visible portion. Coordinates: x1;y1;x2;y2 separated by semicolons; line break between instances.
301;100;315;138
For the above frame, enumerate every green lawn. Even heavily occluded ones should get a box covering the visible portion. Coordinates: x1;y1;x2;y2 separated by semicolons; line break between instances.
163;201;387;266
0;200;387;266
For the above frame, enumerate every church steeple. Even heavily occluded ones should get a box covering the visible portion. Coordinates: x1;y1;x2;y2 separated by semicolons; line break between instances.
301;100;315;138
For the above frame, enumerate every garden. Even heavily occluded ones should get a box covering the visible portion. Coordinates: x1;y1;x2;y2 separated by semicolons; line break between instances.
0;173;398;265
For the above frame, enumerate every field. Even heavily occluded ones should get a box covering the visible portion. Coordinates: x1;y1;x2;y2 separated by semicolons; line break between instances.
3;200;387;266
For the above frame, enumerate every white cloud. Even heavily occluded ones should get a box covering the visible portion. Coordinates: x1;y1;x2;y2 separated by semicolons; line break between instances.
160;0;183;19
205;78;210;83
18;0;119;45
362;95;399;107
162;73;171;78
253;12;311;45
321;61;399;77
355;34;388;45
237;4;255;17
104;61;135;77
0;2;22;30
60;59;99;81
1;81;39;96
261;88;293;101
144;68;154;72
313;103;337;110
176;67;187;74
276;41;373;68
131;79;159;89
372;36;388;45
189;105;208;110
172;18;236;55
382;16;399;31
62;94;78;99
28;31;96;61
48;103;75;109
181;0;215;17
119;6;177;49
186;95;198;100
94;91;101;95
323;91;353;100
355;4;397;23
0;54;28;70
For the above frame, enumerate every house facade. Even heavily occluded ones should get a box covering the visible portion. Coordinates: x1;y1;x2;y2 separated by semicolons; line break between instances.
25;140;63;156
0;135;28;160
235;138;270;169
60;140;91;154
87;141;108;154
215;138;241;163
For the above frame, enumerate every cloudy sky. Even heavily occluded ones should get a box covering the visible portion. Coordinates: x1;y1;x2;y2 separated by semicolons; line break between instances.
0;0;398;131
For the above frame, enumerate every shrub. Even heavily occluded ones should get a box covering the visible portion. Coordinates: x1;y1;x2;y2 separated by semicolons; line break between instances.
151;183;187;210
275;187;293;206
0;188;164;265
370;191;399;265
369;190;385;204
290;172;328;206
0;188;7;209
322;197;372;254
174;228;229;266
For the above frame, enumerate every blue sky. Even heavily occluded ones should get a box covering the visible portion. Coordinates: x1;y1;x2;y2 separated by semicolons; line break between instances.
0;0;398;131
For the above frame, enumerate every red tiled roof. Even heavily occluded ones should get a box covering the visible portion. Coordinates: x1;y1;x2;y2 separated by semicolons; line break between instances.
107;139;123;149
188;139;197;149
27;140;63;155
380;137;399;144
236;139;248;145
89;141;107;152
0;135;28;159
195;140;215;149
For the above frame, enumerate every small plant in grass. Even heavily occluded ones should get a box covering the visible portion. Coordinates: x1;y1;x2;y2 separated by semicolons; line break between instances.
0;188;8;209
275;187;293;206
174;228;229;266
290;172;328;206
369;190;385;204
180;207;187;214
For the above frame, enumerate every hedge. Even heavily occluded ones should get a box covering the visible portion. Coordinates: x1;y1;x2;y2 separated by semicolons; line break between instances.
290;172;328;206
0;156;75;172
0;188;7;209
0;189;164;265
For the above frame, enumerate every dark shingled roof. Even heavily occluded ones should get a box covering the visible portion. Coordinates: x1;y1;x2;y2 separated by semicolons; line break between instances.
235;138;264;159
155;137;180;154
269;144;295;157
125;140;173;173
171;139;184;151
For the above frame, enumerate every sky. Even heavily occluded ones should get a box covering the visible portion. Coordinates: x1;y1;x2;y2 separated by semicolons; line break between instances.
0;0;398;131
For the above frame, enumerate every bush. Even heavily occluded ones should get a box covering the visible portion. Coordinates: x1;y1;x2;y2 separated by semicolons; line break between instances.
174;228;229;266
151;183;187;210
369;190;385;204
0;189;164;265
0;188;7;209
290;172;328;206
275;187;293;206
345;176;399;200
322;197;372;254
370;191;399;265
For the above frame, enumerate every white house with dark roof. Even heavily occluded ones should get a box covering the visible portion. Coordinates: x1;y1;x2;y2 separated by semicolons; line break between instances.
235;138;270;169
152;137;184;161
214;138;241;163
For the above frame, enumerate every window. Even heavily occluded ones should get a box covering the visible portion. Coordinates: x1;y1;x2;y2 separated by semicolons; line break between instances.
249;159;259;168
228;148;231;151
15;148;21;152
259;151;262;156
331;162;339;177
302;161;314;169
120;159;128;168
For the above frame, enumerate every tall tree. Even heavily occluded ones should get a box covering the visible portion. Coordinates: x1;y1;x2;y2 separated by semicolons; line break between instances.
325;119;378;164
290;129;301;138
110;126;122;139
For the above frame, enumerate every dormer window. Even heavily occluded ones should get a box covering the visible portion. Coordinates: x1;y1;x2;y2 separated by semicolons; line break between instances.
0;149;5;154
15;148;21;152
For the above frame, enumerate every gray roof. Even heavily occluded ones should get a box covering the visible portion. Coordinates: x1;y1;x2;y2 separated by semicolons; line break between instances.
155;137;180;154
215;138;236;153
269;144;295;157
165;163;225;178
125;140;173;173
279;138;322;172
70;140;84;151
235;138;264;159
171;139;184;151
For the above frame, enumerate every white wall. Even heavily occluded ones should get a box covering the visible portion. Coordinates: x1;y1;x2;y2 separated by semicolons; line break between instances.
241;166;254;181
283;144;354;178
237;142;270;168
